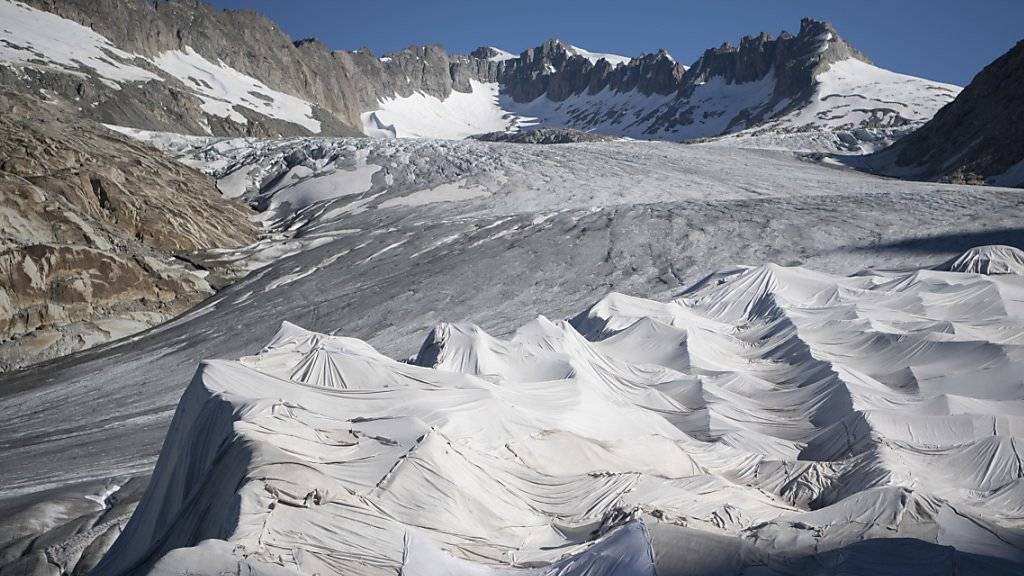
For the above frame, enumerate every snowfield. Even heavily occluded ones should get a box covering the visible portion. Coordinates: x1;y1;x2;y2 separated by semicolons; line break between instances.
787;58;961;129
567;44;632;66
492;56;959;151
361;80;516;139
714;58;962;152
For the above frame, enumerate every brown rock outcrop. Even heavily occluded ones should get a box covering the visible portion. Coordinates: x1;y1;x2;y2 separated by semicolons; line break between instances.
0;89;258;370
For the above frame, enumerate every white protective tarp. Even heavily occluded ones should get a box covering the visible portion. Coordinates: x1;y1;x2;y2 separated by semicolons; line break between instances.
94;255;1024;575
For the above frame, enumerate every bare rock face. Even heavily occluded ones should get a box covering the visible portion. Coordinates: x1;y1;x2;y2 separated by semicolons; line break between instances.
498;39;589;102
494;39;684;104
0;89;258;371
869;39;1024;187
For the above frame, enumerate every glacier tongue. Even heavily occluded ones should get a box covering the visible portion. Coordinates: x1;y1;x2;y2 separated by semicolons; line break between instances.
93;257;1024;575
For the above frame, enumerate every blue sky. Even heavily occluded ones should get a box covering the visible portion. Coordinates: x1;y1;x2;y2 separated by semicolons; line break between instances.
207;0;1023;86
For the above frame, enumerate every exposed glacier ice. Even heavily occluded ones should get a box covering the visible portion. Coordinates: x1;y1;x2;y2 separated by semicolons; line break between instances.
4;130;1024;575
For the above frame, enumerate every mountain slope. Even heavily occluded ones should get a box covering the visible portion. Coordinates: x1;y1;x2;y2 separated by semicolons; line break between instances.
867;39;1024;186
1;0;488;137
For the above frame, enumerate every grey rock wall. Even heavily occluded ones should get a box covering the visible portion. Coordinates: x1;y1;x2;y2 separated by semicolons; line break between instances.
868;39;1024;186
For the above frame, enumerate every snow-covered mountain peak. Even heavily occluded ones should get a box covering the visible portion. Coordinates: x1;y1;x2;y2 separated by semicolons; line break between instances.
685;18;867;91
479;46;517;62
353;16;958;151
566;43;632;66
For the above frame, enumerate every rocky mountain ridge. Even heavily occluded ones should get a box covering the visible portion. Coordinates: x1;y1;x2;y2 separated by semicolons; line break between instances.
867;39;1024;186
491;39;686;103
499;18;866;111
479;18;956;148
2;0;959;149
355;18;957;148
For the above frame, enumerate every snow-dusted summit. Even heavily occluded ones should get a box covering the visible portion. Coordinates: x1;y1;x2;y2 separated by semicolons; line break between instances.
364;19;960;151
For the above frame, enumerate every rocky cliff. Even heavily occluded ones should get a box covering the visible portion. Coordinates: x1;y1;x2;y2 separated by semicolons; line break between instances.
867;39;1024;187
0;88;257;371
493;39;684;103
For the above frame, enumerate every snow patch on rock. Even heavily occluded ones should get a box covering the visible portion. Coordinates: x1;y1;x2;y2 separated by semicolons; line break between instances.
0;0;161;88
486;47;517;62
153;47;322;133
